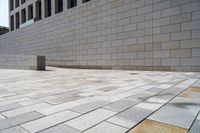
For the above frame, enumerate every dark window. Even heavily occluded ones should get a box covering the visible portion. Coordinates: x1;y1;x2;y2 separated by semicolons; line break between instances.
21;0;26;4
68;0;77;9
10;0;14;11
15;0;19;8
28;4;33;20
55;0;63;14
82;0;90;3
10;15;14;31
35;0;42;21
45;0;51;17
21;8;26;23
16;12;20;29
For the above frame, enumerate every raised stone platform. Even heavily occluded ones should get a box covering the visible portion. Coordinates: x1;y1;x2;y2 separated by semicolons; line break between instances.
0;54;45;70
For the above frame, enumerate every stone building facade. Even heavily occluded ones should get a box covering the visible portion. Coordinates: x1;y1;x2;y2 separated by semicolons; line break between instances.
0;0;200;71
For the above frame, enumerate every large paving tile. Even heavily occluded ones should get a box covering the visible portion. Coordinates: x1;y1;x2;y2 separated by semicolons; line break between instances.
0;103;22;113
84;122;128;133
70;100;110;114
0;126;28;133
2;103;52;118
39;124;80;133
189;113;200;133
107;107;152;128
149;97;200;129
103;98;140;112
38;98;97;115
0;111;44;131
21;110;80;133
65;109;117;131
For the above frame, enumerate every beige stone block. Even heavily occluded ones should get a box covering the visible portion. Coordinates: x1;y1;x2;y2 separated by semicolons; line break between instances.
131;59;144;66
130;45;145;52
161;41;180;50
171;49;191;58
153;50;170;58
137;51;153;59
162;58;180;66
181;39;200;48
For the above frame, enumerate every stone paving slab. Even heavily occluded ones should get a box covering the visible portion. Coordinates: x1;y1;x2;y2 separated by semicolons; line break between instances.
2;103;52;118
0;111;44;130
21;110;80;133
83;122;128;133
0;67;199;133
65;109;117;131
189;113;200;133
39;124;80;133
0;126;29;133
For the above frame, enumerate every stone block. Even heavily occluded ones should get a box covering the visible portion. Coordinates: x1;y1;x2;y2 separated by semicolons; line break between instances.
153;50;170;58
161;7;180;17
182;20;200;31
171;31;191;41
192;48;200;57
181;39;200;48
161;24;180;34
192;30;200;39
171;49;191;58
181;58;200;66
171;13;191;24
162;58;180;66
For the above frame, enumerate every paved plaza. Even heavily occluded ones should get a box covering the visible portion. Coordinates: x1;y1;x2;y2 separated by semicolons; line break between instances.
0;67;199;133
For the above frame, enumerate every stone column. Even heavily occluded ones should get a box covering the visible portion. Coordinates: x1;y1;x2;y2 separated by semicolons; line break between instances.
63;0;68;11
13;13;16;30
26;6;28;21
51;0;55;15
19;10;22;25
33;1;36;19
77;0;82;6
41;0;45;18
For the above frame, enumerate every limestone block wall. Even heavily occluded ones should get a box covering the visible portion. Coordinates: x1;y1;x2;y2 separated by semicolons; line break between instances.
0;0;200;71
0;54;45;70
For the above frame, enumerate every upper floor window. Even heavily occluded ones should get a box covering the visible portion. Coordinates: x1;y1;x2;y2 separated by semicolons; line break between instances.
10;15;14;31
55;0;63;14
28;4;33;20
16;12;20;29
45;0;51;17
10;0;14;11
21;0;26;4
15;0;19;8
21;8;26;24
35;0;42;21
68;0;77;9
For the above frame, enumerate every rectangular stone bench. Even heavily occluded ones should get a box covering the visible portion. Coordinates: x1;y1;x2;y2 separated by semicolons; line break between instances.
0;54;45;70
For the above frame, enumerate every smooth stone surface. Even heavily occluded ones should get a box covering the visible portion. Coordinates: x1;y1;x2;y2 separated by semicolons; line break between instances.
39;124;80;133
84;122;128;133
65;109;117;131
21;110;80;133
189;114;200;133
2;103;52;118
107;107;152;128
103;98;140;112
0;126;28;133
149;97;200;129
0;111;44;131
0;104;22;113
70;100;110;114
